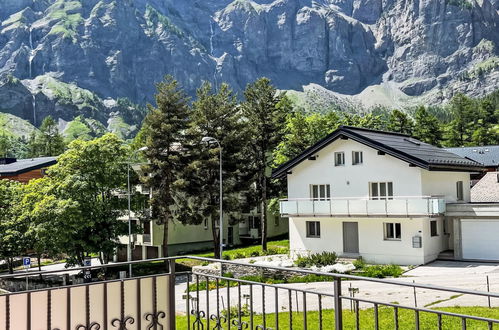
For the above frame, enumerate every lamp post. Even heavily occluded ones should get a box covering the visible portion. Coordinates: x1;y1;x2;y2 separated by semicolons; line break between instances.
127;146;148;277
201;136;224;259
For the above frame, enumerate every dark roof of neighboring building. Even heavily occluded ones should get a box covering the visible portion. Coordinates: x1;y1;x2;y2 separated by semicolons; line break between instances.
446;146;499;168
273;126;485;178
0;157;57;176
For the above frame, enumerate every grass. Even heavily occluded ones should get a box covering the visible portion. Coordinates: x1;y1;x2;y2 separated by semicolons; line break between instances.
176;306;499;329
176;239;289;268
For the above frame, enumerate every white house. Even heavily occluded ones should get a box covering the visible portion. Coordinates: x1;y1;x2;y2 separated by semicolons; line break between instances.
273;126;499;265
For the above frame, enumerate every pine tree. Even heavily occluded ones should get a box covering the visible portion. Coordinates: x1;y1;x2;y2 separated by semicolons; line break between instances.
28;116;65;157
141;76;191;258
413;106;443;146
242;78;290;251
181;82;250;258
387;110;414;135
445;93;476;147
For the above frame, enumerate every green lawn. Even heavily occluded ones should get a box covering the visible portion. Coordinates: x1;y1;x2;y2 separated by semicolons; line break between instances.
176;306;499;329
176;239;289;268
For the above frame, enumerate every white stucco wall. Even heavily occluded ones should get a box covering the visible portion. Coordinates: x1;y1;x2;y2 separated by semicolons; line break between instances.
421;170;471;202
289;217;446;265
287;139;423;199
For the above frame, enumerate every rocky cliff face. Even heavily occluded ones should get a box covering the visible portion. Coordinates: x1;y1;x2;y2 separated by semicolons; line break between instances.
0;0;497;127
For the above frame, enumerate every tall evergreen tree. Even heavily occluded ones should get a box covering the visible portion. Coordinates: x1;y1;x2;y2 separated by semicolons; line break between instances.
141;76;191;258
445;93;476;147
28;116;65;157
413;106;443;146
181;82;249;258
242;78;290;250
387;110;414;135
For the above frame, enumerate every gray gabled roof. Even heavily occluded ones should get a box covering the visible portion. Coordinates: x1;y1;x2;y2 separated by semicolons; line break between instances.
272;126;485;178
446;146;499;168
0;157;57;176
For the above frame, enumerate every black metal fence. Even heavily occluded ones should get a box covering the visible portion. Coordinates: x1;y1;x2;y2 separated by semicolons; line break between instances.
0;256;498;329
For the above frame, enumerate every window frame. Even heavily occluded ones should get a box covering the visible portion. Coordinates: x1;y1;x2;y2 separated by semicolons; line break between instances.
384;222;402;241
352;151;363;165
334;152;345;166
370;182;394;200
310;184;331;200
306;221;321;238
430;220;438;237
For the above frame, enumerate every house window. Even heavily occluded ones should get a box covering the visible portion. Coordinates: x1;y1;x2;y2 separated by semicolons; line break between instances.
306;221;321;238
384;223;401;240
456;181;464;201
334;152;345;166
370;182;393;200
310;184;331;200
352;151;363;165
430;220;438;237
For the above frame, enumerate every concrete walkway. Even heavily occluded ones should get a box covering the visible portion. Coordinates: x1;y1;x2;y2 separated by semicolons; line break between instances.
175;261;499;315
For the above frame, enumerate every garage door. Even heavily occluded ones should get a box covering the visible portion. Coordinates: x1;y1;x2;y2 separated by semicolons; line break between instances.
461;220;499;260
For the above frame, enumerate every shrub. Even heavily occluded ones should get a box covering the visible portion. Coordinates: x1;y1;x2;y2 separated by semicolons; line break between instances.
294;251;338;268
234;252;246;259
360;265;403;278
223;254;232;260
353;258;366;270
250;250;261;257
221;304;250;319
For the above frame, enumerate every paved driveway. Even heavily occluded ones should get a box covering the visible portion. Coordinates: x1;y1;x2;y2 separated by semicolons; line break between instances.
175;261;499;315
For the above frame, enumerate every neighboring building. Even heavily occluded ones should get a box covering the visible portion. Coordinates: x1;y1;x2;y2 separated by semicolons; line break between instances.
447;146;499;201
273;126;499;265
446;146;499;173
116;187;288;261
470;172;499;203
0;157;56;183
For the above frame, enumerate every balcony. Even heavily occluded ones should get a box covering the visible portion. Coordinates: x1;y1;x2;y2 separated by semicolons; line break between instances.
280;196;446;217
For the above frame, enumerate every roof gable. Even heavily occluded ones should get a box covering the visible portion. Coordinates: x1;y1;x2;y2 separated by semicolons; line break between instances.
272;126;485;178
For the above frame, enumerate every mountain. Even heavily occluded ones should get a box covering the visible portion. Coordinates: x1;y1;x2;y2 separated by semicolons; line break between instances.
0;0;497;128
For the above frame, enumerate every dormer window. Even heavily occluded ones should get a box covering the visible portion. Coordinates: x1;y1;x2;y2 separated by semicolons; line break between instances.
334;152;345;166
352;151;363;165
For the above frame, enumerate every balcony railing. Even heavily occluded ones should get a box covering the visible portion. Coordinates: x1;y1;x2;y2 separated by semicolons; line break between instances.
280;196;446;217
0;256;498;329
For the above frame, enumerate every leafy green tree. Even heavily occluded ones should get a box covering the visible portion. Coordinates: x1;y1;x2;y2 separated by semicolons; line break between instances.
242;78;290;250
46;134;129;265
180;82;250;258
141;76;191;258
28;116;65;157
20;178;81;270
387;110;414;135
0;179;27;273
413;106;443;146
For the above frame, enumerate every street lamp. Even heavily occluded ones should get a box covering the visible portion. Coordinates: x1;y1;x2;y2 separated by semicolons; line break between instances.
127;146;148;277
201;137;224;259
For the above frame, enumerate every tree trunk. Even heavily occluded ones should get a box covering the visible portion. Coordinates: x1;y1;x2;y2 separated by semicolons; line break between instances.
8;257;13;274
212;215;221;259
261;177;268;251
162;213;169;268
37;254;42;272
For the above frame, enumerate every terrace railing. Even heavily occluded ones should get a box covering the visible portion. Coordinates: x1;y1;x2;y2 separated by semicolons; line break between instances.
280;196;446;217
0;256;498;329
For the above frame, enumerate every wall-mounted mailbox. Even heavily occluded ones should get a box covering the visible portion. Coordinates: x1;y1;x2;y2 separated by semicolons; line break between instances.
412;236;422;248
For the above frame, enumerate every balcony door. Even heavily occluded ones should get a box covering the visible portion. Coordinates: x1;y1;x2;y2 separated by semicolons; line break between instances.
370;182;393;200
343;222;359;254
